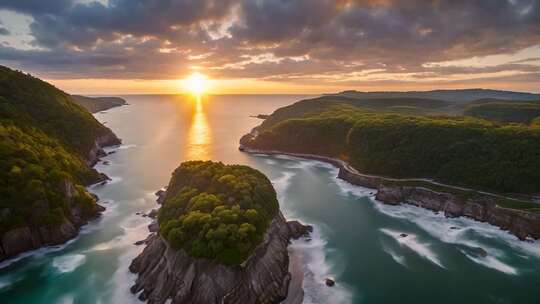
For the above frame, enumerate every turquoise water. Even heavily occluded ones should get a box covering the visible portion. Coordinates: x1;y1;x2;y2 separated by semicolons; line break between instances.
1;95;539;303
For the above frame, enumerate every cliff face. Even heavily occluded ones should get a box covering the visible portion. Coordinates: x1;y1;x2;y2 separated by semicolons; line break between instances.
339;160;540;240
375;185;540;240
0;179;104;262
130;212;311;304
87;131;121;166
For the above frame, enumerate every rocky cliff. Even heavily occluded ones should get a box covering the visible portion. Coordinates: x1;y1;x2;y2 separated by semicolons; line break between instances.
130;211;311;304
87;132;121;166
0;130;119;263
240;144;540;241
374;185;540;240
0;179;105;262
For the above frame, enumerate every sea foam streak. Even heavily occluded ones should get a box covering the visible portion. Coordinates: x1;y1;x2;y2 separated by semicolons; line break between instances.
52;254;87;273
380;241;408;268
330;166;539;273
461;251;518;275
380;228;445;268
372;201;538;273
270;159;354;304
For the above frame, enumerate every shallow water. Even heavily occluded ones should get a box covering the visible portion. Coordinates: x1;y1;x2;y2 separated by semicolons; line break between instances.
1;95;539;303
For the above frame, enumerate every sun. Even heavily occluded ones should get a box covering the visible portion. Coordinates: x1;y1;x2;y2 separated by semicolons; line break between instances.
184;72;208;96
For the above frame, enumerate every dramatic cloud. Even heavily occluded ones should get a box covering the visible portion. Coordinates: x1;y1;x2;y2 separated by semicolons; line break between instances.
0;0;539;91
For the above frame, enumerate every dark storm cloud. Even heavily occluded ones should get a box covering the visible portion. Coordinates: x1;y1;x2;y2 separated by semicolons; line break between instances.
0;0;539;85
0;0;72;14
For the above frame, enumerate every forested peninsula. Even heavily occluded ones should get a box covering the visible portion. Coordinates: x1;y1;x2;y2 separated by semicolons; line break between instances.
240;91;540;240
130;161;312;304
0;66;120;262
71;95;127;113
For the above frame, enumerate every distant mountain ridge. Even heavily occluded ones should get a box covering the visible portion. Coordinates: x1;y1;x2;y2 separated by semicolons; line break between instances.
331;88;540;103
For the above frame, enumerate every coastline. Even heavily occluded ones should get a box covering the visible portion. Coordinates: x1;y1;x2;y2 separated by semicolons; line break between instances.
0;130;121;265
239;144;540;241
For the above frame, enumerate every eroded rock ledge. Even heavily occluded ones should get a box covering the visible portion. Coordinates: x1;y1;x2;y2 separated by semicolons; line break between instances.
130;211;312;304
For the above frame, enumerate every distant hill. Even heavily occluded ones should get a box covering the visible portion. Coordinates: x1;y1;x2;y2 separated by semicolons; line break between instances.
259;95;450;130
71;95;127;113
0;65;119;261
332;89;540;104
464;99;540;124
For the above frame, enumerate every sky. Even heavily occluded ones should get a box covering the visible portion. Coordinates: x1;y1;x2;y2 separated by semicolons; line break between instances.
0;0;539;94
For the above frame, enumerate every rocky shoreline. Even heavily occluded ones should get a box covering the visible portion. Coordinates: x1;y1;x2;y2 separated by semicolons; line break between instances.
239;144;540;241
0;132;120;263
130;189;313;304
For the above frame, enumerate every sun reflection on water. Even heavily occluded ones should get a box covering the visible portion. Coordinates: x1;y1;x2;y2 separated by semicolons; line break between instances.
186;95;211;160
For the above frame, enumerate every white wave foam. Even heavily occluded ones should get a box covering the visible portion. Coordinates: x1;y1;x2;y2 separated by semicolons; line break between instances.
0;236;81;269
0;273;23;291
58;294;75;304
381;242;408;268
372;201;540;261
52;254;87;273
109;219;151;303
290;229;353;304
108;176;123;185
267;160;354;303
334;176;376;199
117;144;137;150
271;171;294;211
462;251;518;275
380;228;445;268
264;158;277;165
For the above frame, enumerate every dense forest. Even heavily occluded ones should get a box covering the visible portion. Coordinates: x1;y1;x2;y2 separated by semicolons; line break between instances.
158;161;279;265
0;65;116;235
247;101;540;194
464;99;540;124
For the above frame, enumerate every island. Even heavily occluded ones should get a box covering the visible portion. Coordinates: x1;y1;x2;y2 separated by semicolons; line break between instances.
130;161;312;304
0;65;120;262
71;95;127;113
240;90;540;240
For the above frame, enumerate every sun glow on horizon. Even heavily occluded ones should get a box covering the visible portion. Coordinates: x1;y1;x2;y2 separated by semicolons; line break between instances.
183;72;209;96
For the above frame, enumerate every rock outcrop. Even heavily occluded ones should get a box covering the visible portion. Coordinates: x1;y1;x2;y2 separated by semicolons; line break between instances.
87;132;121;166
130;211;311;304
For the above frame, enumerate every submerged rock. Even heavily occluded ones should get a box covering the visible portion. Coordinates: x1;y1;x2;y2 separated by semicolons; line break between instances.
469;247;488;258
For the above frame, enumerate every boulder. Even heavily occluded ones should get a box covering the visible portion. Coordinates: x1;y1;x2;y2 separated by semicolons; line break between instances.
325;278;335;287
287;221;313;239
